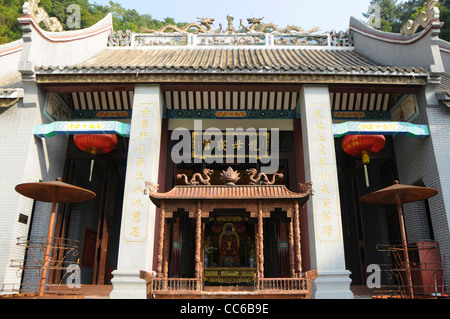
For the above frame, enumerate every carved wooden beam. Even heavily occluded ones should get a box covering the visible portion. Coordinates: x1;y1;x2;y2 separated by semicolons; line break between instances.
194;201;203;283
257;200;264;279
293;201;302;277
163;220;170;279
156;201;166;277
288;217;296;278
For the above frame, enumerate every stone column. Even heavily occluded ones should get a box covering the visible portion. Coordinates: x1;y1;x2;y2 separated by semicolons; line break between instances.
110;85;164;299
299;85;353;299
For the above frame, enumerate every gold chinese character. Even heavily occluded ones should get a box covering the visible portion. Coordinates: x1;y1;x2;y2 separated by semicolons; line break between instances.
139;132;148;141
140;119;149;129
315;121;325;131
135;171;144;180
318;158;327;169
131;211;142;223
217;139;227;152
319;171;329;181
249;139;259;152
140;108;151;117
316;133;326;143
203;139;212;151
314;109;324;119
322;226;334;238
132;198;143;207
234;140;244;150
320;183;332;195
136;145;147;154
136;157;145;167
318;145;327;156
133;185;144;195
322;211;333;223
130;226;140;238
322;197;331;209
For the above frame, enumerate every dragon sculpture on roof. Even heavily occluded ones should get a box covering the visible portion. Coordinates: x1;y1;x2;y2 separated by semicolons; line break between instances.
141;17;219;33
140;15;319;34
239;17;320;34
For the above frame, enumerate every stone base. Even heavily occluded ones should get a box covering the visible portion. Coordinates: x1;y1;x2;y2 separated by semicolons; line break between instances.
312;270;353;299
109;270;147;299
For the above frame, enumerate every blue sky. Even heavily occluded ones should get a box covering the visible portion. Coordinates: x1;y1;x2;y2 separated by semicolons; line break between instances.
88;0;373;32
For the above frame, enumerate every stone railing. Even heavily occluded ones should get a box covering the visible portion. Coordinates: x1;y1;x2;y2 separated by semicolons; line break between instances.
107;29;353;48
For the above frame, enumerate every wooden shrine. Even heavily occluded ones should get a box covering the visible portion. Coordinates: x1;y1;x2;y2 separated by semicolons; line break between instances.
141;168;317;299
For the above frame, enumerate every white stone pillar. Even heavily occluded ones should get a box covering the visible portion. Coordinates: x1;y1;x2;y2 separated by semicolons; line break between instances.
299;85;353;299
110;85;163;299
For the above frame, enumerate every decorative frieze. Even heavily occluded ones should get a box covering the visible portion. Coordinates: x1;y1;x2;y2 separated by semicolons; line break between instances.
107;15;353;48
107;30;132;47
329;30;354;47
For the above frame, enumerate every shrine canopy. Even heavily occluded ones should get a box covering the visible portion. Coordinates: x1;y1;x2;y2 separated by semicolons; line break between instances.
149;185;310;207
147;178;312;219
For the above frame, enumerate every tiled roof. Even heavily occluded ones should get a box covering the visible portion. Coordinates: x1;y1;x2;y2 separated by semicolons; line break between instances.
437;73;450;106
149;185;310;207
439;73;450;93
35;47;428;76
0;71;22;88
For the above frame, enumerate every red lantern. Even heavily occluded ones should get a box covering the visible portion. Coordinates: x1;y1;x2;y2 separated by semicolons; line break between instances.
74;134;118;181
342;135;386;187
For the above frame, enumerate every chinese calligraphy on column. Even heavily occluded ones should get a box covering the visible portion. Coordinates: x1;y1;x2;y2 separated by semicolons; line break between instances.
307;104;342;243
122;103;158;242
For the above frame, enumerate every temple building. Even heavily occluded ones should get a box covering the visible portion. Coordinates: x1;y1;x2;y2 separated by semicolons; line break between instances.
0;0;449;299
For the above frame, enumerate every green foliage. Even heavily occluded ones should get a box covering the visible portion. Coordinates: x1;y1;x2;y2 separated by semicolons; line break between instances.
0;0;23;44
363;0;450;41
0;0;187;44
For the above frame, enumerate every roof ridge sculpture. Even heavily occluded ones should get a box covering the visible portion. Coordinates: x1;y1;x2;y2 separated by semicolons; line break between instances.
141;17;218;34
22;0;63;32
239;17;320;34
400;0;440;35
139;14;320;35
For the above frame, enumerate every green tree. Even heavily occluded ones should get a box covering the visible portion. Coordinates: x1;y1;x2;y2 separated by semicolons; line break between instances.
440;3;450;41
0;0;187;44
0;0;23;44
363;0;399;32
363;0;450;41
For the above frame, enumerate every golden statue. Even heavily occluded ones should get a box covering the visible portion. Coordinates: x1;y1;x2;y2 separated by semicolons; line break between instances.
204;235;215;267
218;223;240;266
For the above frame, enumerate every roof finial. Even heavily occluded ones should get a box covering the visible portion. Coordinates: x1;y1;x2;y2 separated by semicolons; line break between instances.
400;0;440;35
23;0;63;32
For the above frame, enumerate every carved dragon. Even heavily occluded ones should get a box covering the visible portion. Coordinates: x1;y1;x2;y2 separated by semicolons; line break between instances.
142;17;216;33
144;181;159;194
246;168;284;185
239;17;319;34
177;168;214;185
299;182;313;195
